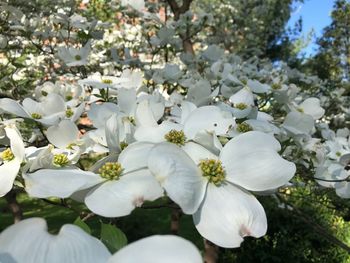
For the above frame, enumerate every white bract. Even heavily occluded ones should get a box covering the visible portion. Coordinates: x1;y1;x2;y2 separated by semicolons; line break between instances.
0;123;25;197
148;131;296;247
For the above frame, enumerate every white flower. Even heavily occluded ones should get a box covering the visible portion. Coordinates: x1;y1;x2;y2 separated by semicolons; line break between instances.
0;124;25;197
57;41;91;67
148;131;296;247
0;218;202;263
108;235;202;263
0;218;111;263
295;98;325;120
0;94;78;126
24;142;163;217
135;101;234;144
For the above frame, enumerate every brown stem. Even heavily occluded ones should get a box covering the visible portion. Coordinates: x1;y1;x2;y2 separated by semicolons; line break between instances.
170;208;182;234
203;238;219;263
5;191;23;223
166;0;195;55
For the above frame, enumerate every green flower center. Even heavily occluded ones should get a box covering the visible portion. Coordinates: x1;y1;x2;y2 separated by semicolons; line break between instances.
102;79;113;84
236;122;252;133
98;162;124;180
235;103;248;110
272;83;282;90
66;94;73;101
199;159;226;186
53;154;70;167
75;55;82;61
297;108;304;113
336;151;342;157
41;90;48;96
120;141;128;150
1;148;14;162
65;108;74;118
164;130;187;146
31;113;42;119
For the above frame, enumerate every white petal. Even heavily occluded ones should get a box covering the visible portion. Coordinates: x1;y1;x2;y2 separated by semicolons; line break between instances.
24;168;103;198
5;125;25;160
118;88;136;115
118;142;155;173
46;120;79;149
135;100;157;127
0;98;30;118
247;80;270;93
0;218;111;263
335;182;350;198
85;170;163;217
229;87;254;106
148;143;207;214
282;111;314;135
221;131;281;154
224;150;295;191
40;94;66;115
180;101;197;124
108;235;202;263
88;103;119;129
182;142;218;163
134;121;182;143
0;159;21;197
192;130;222;156
220;132;295;191
105;114;121;153
183;106;234;139
193;183;267;248
299;98;325;120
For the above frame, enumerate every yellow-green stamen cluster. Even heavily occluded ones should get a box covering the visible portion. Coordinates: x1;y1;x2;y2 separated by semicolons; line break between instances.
120;141;128;150
164;130;187;146
74;55;82;61
199;159;226;186
102;79;113;84
272;83;282;90
66;94;73;101
98;162;124;180
53;154;70;167
236;123;252;133
297;108;304;113
1;148;14;161
65;108;74;118
31;113;42;119
235;103;248;110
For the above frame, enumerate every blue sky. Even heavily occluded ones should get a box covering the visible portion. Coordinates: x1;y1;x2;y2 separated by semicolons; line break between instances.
287;0;335;56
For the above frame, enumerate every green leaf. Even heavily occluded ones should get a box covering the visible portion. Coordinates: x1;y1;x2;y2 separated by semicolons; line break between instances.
73;217;91;234
100;223;128;253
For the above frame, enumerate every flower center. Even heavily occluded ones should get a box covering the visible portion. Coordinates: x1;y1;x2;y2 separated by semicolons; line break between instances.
272;83;281;90
65;108;74;118
98;162;124;180
236;122;252;133
120;141;128;150
297;108;304;113
74;55;82;61
164;130;187;146
102;79;113;84
1;148;14;162
199;159;226;186
31;113;42;119
235;103;248;110
53;154;70;167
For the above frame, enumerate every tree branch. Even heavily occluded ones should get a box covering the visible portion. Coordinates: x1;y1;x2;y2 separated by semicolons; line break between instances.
166;0;195;55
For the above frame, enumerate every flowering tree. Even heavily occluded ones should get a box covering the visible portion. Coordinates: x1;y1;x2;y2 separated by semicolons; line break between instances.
0;0;349;262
